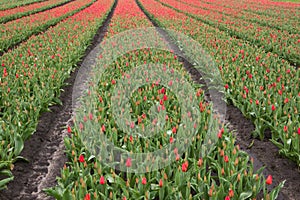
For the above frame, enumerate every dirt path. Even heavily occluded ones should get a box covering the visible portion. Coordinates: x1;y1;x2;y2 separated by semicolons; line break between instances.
0;1;117;199
226;105;300;200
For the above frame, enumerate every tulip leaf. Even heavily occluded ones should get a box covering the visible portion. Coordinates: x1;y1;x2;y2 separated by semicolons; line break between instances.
239;191;252;200
14;133;24;156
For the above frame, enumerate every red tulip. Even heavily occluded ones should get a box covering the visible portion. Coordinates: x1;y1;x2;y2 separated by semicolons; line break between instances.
126;158;132;167
271;105;276;111
100;176;105;185
176;154;180;161
182;161;188;172
84;193;91;200
283;126;288;132
218;131;222;139
79;123;84;130
277;77;281;82
101;124;106;132
259;86;264;91
266;175;272;185
142;177;147;185
159;179;163;187
229;189;234;197
197;158;203;167
172;127;177;134
3;68;8;77
173;148;178;154
79;154;85;163
163;94;168;101
130;122;135;129
129;135;133;142
169;137;174;143
224;155;229;163
67;126;72;133
165;115;169;121
160;99;164;105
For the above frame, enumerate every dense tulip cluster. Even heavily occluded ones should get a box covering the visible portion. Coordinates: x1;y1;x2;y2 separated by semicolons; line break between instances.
0;0;95;54
47;0;285;199
0;0;45;11
0;0;295;198
0;0;71;23
0;0;114;189
138;0;300;166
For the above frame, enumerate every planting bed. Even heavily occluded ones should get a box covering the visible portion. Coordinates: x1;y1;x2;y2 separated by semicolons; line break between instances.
0;0;299;199
0;0;72;24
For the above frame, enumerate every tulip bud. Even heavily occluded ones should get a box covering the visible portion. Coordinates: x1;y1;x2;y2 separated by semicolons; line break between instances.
164;172;168;180
159;179;163;187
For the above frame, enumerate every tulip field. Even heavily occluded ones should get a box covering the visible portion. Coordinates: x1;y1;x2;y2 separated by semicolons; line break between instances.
0;0;299;199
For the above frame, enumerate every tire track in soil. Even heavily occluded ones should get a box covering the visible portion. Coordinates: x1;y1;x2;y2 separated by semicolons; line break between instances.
0;0;118;199
136;1;300;199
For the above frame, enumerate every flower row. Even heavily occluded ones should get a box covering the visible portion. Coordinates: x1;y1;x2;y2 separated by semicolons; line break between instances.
0;0;114;189
0;0;71;24
138;0;300;164
157;0;300;67
178;0;299;34
0;0;46;11
202;0;300;14
0;0;95;54
48;0;284;199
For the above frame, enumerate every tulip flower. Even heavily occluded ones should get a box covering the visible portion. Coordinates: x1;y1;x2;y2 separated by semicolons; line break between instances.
266;175;273;185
